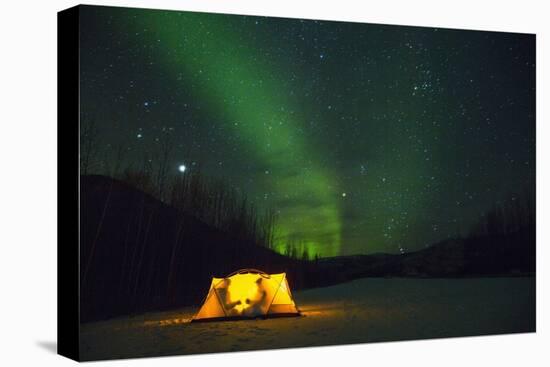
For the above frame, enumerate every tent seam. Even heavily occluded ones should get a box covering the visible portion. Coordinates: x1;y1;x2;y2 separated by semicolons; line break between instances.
265;274;285;315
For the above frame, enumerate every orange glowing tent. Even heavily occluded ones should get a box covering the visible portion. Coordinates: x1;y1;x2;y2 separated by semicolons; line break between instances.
192;269;301;322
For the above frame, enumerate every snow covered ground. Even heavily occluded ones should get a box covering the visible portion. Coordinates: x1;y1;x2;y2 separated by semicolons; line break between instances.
80;277;535;361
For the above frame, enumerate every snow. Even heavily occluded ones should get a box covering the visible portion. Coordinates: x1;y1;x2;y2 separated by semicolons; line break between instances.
80;277;535;361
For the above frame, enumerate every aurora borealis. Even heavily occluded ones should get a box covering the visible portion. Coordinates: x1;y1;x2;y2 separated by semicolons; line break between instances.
80;6;535;257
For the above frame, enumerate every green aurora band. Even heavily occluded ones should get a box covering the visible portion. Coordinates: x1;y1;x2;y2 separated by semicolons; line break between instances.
121;9;342;257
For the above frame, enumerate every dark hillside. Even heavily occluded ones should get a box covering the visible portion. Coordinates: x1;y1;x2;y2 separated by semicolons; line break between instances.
80;175;297;322
80;175;535;322
316;232;535;280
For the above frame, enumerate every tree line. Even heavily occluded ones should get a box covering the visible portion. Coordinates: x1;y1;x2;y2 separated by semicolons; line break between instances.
80;117;278;251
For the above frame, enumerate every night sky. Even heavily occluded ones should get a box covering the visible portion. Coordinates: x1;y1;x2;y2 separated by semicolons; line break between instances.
80;5;535;257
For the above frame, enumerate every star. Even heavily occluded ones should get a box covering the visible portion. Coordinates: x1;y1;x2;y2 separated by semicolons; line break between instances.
81;7;535;258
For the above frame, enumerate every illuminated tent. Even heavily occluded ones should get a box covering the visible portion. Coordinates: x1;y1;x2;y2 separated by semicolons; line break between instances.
192;269;301;322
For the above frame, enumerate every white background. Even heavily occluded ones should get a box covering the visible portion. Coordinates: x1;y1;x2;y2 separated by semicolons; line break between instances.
0;0;548;365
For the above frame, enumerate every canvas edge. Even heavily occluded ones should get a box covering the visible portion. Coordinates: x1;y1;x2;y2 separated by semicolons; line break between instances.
57;4;81;362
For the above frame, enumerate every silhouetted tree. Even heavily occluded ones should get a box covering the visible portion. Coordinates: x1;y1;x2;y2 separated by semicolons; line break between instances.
80;116;99;175
470;190;534;237
301;246;310;261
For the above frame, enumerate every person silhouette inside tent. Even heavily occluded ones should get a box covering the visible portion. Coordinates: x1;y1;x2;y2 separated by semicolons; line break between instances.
243;277;268;318
217;278;242;316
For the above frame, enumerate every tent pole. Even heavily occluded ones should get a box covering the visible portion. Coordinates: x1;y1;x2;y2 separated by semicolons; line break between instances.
265;274;285;315
212;287;228;317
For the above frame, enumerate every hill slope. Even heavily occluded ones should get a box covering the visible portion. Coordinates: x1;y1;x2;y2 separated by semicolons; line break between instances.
316;232;535;279
80;175;297;322
79;175;535;322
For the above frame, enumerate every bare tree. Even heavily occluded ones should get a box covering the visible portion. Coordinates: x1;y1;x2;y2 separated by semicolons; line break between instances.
154;134;174;201
80;116;99;175
470;189;535;237
111;145;125;179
